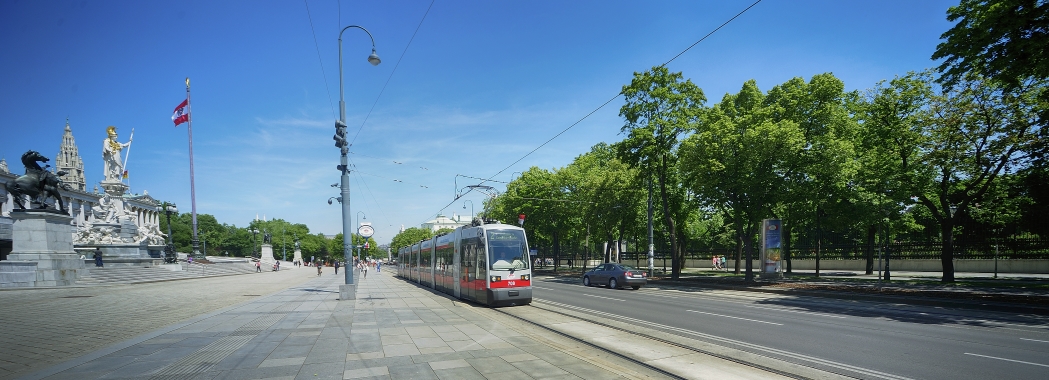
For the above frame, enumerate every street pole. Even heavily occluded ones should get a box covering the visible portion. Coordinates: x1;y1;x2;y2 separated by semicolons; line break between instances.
337;25;380;287
282;225;286;261
647;173;654;277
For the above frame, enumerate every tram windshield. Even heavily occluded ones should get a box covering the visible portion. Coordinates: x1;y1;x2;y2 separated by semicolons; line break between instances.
488;229;529;270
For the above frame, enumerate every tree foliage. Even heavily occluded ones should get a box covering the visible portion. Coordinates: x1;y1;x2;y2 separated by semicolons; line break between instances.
933;0;1049;90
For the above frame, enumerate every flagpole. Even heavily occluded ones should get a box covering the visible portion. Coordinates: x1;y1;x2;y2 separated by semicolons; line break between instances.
186;77;201;258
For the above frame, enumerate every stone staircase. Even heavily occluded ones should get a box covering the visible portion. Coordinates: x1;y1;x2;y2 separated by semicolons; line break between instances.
77;261;260;285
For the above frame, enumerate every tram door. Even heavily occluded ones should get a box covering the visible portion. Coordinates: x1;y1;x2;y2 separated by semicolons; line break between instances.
452;230;461;298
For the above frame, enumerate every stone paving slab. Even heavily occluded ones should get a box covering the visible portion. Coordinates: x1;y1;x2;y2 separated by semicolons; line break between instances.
8;268;675;380
4;264;850;380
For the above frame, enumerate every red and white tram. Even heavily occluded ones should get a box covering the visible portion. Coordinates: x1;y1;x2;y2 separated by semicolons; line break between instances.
397;219;532;307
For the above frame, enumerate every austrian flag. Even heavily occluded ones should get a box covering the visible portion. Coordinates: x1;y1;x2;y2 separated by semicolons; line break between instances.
171;99;189;126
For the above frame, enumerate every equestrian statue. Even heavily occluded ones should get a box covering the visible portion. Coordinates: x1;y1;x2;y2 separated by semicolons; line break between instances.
7;150;70;213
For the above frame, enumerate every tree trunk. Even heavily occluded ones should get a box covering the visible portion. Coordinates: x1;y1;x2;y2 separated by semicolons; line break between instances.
734;221;744;274
783;221;793;273
865;224;876;275
553;229;561;271
657;157;680;279
941;221;956;282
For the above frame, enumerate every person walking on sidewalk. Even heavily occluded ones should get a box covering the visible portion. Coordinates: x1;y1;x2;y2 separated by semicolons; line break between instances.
317;262;323;276
377;261;381;273
255;260;261;272
334;261;340;275
93;248;104;267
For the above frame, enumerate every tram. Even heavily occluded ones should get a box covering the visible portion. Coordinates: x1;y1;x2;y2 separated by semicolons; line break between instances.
397;219;532;307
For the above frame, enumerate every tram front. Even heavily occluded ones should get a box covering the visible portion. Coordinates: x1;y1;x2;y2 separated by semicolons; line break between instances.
485;226;532;306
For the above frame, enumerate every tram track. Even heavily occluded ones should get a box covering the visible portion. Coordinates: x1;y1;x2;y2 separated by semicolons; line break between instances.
492;299;834;380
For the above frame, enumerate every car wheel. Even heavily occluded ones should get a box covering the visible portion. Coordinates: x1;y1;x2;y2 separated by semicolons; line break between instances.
609;278;618;289
631;286;640;290
583;276;591;287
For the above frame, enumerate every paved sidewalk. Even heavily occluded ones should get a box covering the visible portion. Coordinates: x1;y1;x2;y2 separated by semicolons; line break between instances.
15;268;676;380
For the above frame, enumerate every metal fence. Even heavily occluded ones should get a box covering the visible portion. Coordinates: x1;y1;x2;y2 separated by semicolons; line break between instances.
534;234;1049;266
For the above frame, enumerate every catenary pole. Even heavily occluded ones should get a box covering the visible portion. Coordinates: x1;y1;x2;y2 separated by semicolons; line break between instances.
337;25;379;285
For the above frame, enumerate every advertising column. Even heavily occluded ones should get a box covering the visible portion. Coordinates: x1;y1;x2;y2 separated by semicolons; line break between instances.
760;219;783;278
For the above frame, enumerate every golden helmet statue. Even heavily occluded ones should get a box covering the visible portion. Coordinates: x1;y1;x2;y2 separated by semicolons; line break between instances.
106;126;117;136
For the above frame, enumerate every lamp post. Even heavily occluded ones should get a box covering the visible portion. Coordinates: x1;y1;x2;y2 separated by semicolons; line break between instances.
463;200;474;220
357;211;367;264
250;227;258;259
282;225;286;261
162;202;177;263
336;25;380;287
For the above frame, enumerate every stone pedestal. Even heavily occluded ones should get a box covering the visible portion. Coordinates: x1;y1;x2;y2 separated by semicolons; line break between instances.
260;244;275;264
339;284;356;300
293;248;303;264
0;210;85;287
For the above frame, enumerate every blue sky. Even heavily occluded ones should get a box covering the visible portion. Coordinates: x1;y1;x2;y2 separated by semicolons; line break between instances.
1;0;958;244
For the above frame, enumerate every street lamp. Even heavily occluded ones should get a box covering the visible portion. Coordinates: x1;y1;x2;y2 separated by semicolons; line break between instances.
250;227;258;259
282;225;286;261
463;200;474;220
357;211;367;263
336;24;380;288
162;202;178;263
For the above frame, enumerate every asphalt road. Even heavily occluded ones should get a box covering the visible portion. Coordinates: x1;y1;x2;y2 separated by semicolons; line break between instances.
531;275;1049;380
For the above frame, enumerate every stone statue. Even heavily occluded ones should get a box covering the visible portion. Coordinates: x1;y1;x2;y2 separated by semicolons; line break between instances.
134;223;166;246
102;126;131;182
7;150;69;212
263;230;272;244
294;239;300;250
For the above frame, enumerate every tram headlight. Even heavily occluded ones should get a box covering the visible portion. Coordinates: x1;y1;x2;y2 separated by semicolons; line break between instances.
520;274;529;281
490;276;501;282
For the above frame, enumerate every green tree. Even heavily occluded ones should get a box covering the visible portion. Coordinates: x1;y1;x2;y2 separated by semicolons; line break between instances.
862;71;1044;282
389;227;433;253
618;66;706;278
679;80;805;278
763;73;859;275
566;143;643;265
933;0;1049;90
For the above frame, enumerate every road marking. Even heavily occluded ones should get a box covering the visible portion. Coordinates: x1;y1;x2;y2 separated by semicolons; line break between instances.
686;310;783;325
1020;338;1049;343
584;294;626;302
533;286;555;291
742;305;847;319
964;353;1049;368
972;319;1049;330
536;299;915;380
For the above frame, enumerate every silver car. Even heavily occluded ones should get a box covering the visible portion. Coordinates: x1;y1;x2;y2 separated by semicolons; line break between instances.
582;263;647;290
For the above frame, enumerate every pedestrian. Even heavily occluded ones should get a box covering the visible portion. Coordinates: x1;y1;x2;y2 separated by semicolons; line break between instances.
377;261;381;273
720;255;726;270
317;262;322;276
93;248;104;267
335;261;340;275
362;261;367;278
276;261;280;271
712;255;720;270
255;260;261;272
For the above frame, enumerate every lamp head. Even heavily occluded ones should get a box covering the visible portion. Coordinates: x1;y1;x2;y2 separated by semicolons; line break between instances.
328;198;333;205
368;49;381;66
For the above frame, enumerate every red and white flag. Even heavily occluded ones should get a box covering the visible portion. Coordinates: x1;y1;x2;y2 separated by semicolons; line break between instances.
171;99;189;126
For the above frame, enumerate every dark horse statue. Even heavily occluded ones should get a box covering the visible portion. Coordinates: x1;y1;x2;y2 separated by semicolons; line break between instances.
8;150;69;213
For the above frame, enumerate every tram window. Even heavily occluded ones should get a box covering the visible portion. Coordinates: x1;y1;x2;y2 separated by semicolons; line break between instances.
488;230;529;270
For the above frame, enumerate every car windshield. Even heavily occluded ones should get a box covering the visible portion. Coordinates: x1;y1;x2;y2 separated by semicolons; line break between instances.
488;229;529;270
620;265;637;272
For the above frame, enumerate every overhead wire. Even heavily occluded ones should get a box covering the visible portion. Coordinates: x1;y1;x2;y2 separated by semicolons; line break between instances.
303;0;337;120
348;0;436;146
328;0;434;241
424;0;764;223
